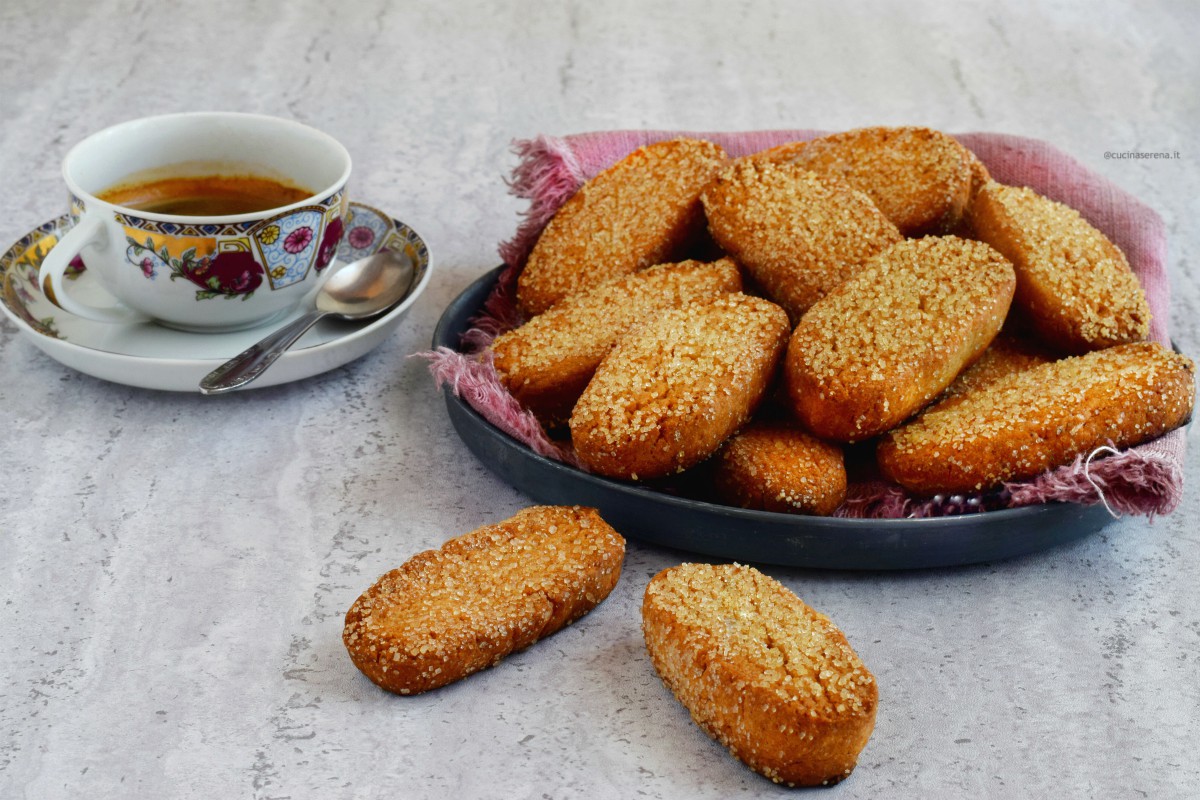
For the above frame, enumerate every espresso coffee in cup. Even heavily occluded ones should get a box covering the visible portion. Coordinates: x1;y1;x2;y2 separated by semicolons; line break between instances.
98;172;315;217
39;112;352;332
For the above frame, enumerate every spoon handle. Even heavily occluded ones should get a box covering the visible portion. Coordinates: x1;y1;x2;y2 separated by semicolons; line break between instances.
199;309;329;395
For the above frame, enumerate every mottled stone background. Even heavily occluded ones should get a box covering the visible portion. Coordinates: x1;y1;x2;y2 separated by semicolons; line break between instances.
1;1;1197;798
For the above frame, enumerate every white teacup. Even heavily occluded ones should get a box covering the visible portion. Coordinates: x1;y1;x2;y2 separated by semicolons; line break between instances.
39;112;352;332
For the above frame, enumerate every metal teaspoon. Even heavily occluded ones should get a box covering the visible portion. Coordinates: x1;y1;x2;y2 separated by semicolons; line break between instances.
199;249;416;395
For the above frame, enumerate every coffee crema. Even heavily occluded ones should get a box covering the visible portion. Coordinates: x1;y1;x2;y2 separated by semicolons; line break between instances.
98;174;314;217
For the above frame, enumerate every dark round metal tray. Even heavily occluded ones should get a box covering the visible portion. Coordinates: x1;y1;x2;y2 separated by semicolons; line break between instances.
432;266;1116;570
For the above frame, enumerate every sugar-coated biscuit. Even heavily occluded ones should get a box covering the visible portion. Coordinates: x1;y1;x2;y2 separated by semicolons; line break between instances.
571;293;790;480
711;420;846;515
642;563;878;787
877;342;1195;494
343;506;625;695
755;126;977;236
966;181;1151;354
490;258;741;427
785;236;1016;442
517;138;728;317
702;159;903;321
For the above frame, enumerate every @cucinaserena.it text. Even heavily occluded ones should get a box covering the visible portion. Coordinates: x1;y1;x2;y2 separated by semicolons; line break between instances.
1105;150;1181;160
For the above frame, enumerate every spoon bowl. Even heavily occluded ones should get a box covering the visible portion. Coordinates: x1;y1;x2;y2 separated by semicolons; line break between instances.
316;251;415;318
199;249;416;394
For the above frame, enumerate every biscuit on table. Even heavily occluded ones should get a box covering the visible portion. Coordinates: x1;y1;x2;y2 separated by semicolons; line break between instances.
711;420;847;515
967;181;1152;354
754;126;978;236
785;236;1016;442
642;563;878;787
490;258;742;427
702;159;902;321
516;138;728;317
877;341;1195;494
570;292;790;480
343;506;625;695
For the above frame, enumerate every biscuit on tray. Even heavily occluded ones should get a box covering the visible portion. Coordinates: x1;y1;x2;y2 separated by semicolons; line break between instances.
642;563;878;787
343;506;625;695
785;235;1016;442
571;292;790;480
711;420;847;515
702;158;903;321
877;341;1195;494
491;258;741;427
754;125;978;236
516;138;728;317
967;181;1152;354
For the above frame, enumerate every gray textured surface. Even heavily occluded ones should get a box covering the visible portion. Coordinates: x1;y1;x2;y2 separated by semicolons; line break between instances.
1;1;1197;797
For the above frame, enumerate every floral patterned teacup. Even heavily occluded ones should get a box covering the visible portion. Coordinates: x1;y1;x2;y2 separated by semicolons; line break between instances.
39;112;351;332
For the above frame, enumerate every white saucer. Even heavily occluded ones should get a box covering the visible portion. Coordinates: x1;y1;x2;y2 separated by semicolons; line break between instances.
0;202;431;392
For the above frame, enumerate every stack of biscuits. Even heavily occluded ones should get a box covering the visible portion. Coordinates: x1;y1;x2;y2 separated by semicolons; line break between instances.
489;126;1194;512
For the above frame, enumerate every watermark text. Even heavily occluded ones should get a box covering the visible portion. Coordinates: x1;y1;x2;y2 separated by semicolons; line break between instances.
1104;149;1180;160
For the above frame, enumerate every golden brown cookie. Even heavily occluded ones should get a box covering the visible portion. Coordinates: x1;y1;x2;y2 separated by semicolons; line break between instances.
711;420;847;515
642;563;878;787
517;138;728;317
785;236;1016;442
490;258;742;427
877;341;1195;494
702;159;903;321
754;126;977;236
966;181;1151;354
343;506;625;695
570;293;790;480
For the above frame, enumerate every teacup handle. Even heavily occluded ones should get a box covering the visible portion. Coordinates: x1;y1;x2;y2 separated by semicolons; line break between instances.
39;213;152;324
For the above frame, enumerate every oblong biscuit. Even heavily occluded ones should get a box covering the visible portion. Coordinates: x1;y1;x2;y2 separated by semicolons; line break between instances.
343;506;625;695
570;293;790;480
642;563;878;787
517;138;728;317
967;181;1151;353
491;258;742;426
702;159;903;321
785;236;1016;442
877;341;1195;494
755;126;977;236
712;420;847;515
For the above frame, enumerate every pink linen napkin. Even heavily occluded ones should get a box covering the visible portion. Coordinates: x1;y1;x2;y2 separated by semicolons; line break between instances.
424;129;1188;518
